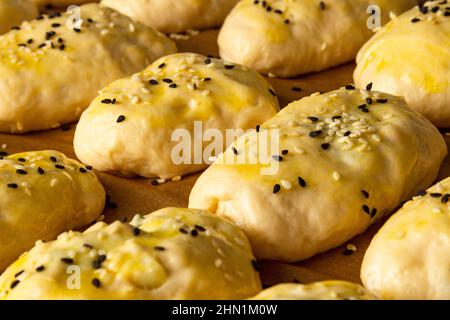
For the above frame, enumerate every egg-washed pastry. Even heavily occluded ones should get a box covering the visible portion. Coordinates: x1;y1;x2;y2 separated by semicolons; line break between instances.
0;3;176;133
189;88;447;262
250;281;376;300
218;0;417;77
101;0;240;33
361;177;450;300
74;53;279;180
354;1;450;127
0;150;105;272
30;0;93;6
0;207;262;300
0;0;38;35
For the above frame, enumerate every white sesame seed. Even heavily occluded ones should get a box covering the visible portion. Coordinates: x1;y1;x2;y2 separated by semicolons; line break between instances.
333;171;341;181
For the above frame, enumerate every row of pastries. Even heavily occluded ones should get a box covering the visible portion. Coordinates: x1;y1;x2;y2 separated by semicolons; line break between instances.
0;0;448;300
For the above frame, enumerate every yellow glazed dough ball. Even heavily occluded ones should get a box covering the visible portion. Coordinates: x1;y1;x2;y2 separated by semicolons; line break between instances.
250;281;376;300
0;208;262;300
354;1;450;127
189;88;447;262
0;150;105;272
74;53;279;179
0;0;38;34
361;177;450;300
101;0;240;33
0;3;176;133
218;0;417;77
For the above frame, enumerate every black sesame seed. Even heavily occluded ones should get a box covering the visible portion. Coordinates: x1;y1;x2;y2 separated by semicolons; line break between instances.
51;23;61;27
345;85;355;90
61;257;74;264
362;205;370;215
224;64;235;69
361;190;369;199
162;78;173;83
411;18;421;23
11;26;20;30
10;280;20;289
195;225;206;232
204;58;212;64
232;146;239;155
291;86;302;92
273;184;281;194
191;229;199;237
158;63;166;69
36;265;45;272
150;179;159;186
420;6;428;14
298;177;306;188
132;227;141;236
281;150;289;155
342;249;353;256
430;193;442;198
203;77;212;81
50;156;57;162
55;164;65;169
376;99;388;104
445;11;450;17
91;278;101;288
308;116;319;122
16;169;27;175
79;167;87;173
7;183;18;189
366;98;373;105
274;9;283;14
272;155;283;161
83;243;94;249
37;167;45;174
284;19;290;24
441;194;450;204
179;228;188;234
309;130;322;138
417;189;427;196
256;125;260;132
101;98;114;104
321;143;330;150
169;83;178;88
332;116;342;121
251;259;260;272
371;208;378;218
117;115;126;123
319;1;326;10
86;165;93;170
92;255;107;269
154;246;165;251
45;31;56;40
149;79;158;85
366;83;373;91
431;6;439;13
73;28;81;33
14;270;24;278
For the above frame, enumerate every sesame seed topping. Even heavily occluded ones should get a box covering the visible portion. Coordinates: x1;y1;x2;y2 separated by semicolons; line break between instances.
132;227;141;236
36;265;45;272
298;177;306;188
7;183;18;189
361;190;369;199
116;115;126;123
61;257;74;264
16;169;27;175
10;280;20;289
91;278;101;288
154;246;165;251
273;184;281;194
272;155;283;161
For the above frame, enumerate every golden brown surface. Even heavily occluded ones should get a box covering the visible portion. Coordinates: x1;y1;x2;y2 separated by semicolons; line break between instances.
1;29;448;286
